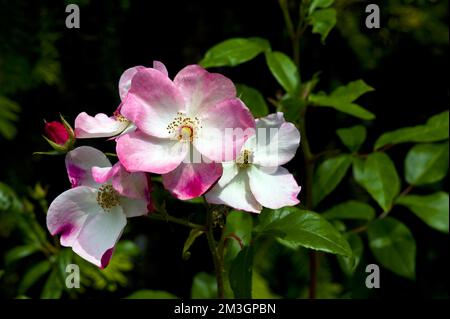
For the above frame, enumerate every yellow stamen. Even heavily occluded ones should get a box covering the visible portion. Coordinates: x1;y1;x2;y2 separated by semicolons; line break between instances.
96;185;120;211
166;112;201;142
236;149;253;169
179;126;193;142
113;112;128;123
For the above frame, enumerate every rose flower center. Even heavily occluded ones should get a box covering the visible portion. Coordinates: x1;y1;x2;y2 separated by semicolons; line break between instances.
96;185;120;211
236;149;253;169
167;112;201;143
113;111;129;123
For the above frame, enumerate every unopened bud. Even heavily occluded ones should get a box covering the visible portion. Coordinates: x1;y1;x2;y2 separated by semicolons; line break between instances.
41;115;75;153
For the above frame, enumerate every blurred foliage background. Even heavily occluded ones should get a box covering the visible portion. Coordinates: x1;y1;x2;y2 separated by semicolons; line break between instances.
0;0;448;299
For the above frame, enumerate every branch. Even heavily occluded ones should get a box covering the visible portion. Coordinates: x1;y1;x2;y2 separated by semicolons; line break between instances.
148;213;205;230
206;208;225;298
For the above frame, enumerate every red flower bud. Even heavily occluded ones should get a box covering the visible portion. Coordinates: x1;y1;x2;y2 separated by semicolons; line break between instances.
44;121;70;145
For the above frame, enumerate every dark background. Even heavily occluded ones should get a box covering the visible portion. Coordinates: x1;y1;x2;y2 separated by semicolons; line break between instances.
0;0;448;298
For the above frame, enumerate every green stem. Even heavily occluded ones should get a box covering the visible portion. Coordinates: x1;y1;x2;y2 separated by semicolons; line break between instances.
206;208;225;298
148;213;205;230
279;0;295;41
298;114;314;208
299;114;318;299
280;0;318;299
279;0;300;66
149;205;225;298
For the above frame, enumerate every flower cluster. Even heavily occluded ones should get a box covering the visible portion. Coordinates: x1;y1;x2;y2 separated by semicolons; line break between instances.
46;61;301;267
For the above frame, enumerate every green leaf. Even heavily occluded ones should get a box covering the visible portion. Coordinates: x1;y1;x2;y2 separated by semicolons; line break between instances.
116;240;141;256
182;228;205;260
404;142;449;186
41;269;63;299
337;233;363;275
352;157;365;183
312;154;352;206
374;111;449;150
331;219;346;232
200;37;270;68
236;84;269;117
126;290;178;299
0;182;23;213
353;152;400;211
396;192;449;233
309;0;334;14
256;207;352;256
252;272;279;299
367;217;416;279
224;210;253;260
5;244;40;266
191;272;217;299
225;211;253;244
0;95;21;140
322;200;375;221
332;80;374;101
265;51;300;94
57;248;72;278
18;260;51;294
309;80;375;119
229;246;254;298
308;8;337;43
255;208;292;232
222;211;253;298
337;125;367;152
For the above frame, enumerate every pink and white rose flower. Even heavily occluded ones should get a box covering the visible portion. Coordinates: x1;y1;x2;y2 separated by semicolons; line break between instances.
47;146;151;268
74;61;168;139
205;112;301;213
116;64;255;200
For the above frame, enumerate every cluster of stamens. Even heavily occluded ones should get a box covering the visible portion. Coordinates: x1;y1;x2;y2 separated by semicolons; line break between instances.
113;111;128;123
236;149;253;169
96;185;120;211
166;112;201;142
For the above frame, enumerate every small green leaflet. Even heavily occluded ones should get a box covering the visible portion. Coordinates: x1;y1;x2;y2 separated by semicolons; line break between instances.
322;200;375;221
0;95;21;140
337;233;363;275
309;80;375;119
191;272;218;299
396;192;449;233
336;125;367;152
182;228;205;260
368;217;416;279
404;142;449;186
309;0;334;15
312;154;353;207
255;207;352;256
374;110;449;150
229;246;254;299
353;153;400;212
236;84;269;117
308;8;337;44
265;51;300;94
200;37;270;68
